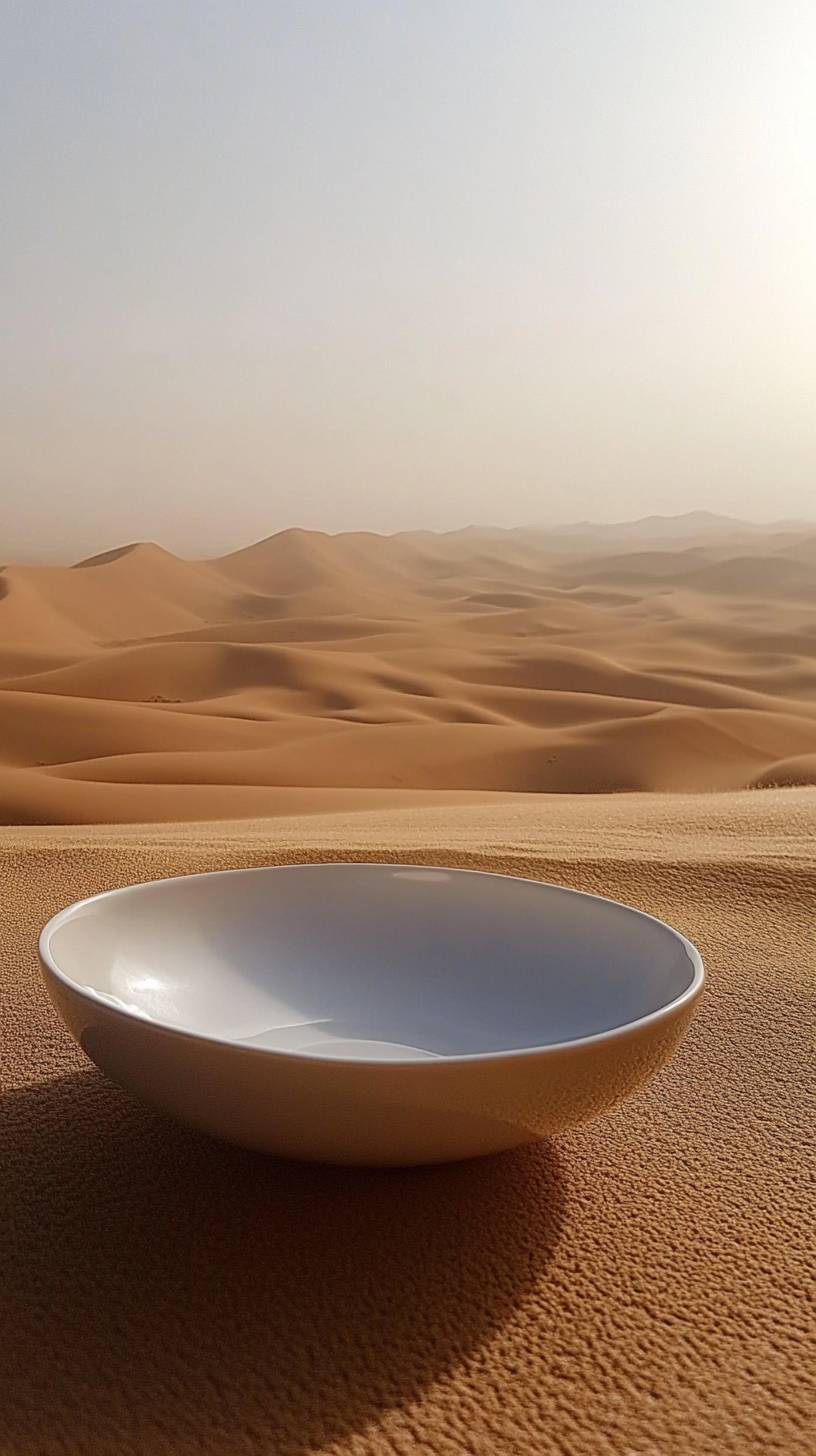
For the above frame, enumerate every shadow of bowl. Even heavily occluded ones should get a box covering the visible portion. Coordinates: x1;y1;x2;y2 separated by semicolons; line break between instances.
1;1069;565;1454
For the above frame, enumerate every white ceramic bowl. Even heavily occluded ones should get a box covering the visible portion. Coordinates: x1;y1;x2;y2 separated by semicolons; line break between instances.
39;863;704;1166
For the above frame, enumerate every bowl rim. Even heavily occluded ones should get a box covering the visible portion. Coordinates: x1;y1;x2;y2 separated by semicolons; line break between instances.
38;860;705;1068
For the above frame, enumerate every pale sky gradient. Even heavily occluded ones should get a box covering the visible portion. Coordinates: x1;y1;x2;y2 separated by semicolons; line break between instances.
2;0;814;560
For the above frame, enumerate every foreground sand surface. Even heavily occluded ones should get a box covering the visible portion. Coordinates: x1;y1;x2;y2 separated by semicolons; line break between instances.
2;515;815;822
2;792;814;1454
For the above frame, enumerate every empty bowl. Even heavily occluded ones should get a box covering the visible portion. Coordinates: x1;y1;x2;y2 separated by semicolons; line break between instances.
39;863;704;1165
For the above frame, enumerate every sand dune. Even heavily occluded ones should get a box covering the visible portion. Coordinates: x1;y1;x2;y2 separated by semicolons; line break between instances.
1;517;815;822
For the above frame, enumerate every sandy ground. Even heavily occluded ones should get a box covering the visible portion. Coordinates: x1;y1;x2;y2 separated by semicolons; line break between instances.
2;517;815;822
2;791;814;1454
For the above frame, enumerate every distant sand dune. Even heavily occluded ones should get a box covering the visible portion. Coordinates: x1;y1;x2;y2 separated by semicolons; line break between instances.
751;753;816;788
1;518;814;822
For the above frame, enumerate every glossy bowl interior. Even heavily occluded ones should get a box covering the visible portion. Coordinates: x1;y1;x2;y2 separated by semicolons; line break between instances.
39;863;704;1163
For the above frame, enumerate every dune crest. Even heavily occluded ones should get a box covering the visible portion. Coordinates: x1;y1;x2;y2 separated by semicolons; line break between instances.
1;517;814;822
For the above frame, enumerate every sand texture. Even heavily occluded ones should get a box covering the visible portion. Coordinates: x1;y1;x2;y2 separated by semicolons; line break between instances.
2;517;815;823
2;792;814;1454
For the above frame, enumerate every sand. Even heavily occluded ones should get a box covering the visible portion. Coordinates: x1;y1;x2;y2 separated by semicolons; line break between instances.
1;517;815;822
2;518;814;1450
2;792;814;1454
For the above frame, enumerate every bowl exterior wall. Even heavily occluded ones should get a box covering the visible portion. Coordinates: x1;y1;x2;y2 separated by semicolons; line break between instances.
42;965;702;1165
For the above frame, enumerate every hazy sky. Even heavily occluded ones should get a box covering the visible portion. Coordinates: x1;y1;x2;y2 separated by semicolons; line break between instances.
2;1;814;559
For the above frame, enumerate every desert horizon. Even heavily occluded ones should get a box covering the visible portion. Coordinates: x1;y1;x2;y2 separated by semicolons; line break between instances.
6;507;815;568
2;510;814;824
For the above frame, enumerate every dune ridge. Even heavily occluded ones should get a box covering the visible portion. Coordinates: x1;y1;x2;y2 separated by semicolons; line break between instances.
1;517;815;822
